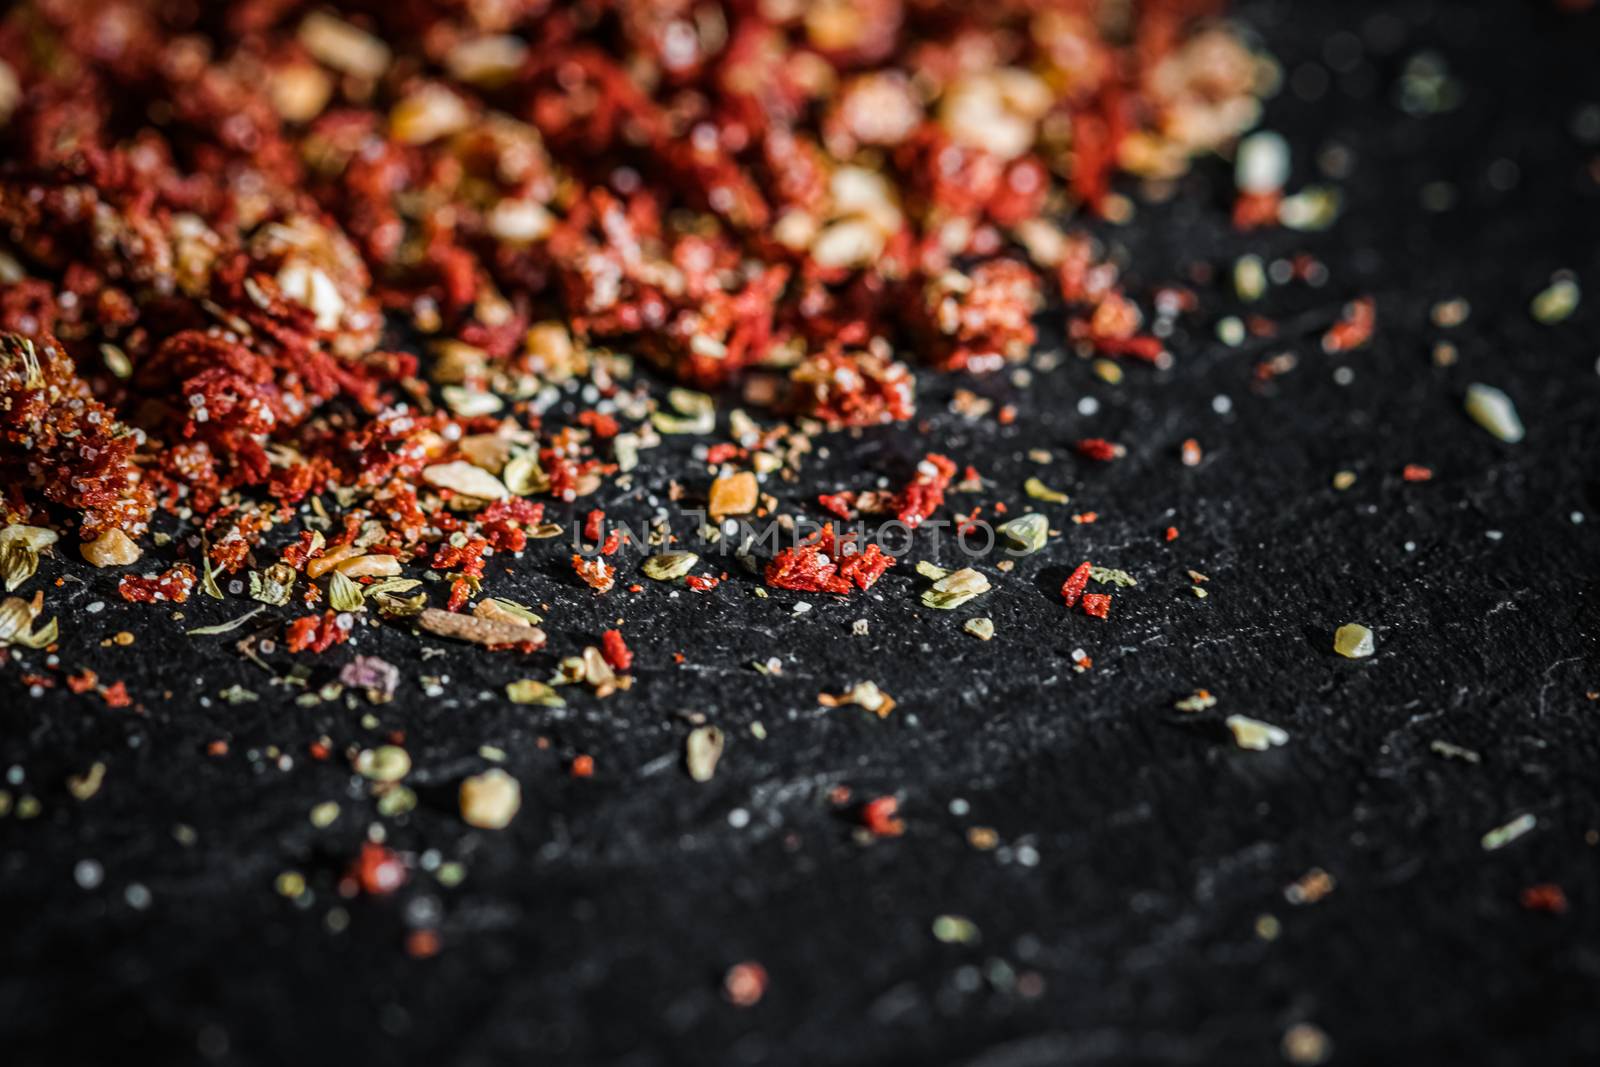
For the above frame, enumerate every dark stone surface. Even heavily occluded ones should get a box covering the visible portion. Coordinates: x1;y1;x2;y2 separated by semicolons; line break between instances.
2;1;1598;1064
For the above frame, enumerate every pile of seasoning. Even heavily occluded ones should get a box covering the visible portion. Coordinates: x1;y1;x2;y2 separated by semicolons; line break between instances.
0;1;1272;596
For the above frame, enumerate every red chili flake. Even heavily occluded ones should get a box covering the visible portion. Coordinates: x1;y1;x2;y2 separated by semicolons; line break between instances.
997;404;1018;425
405;930;442;959
600;530;622;556
704;443;743;465
572;555;616;594
685;574;721;592
1232;190;1283;231
118;564;198;605
722;962;769;1008
892;454;957;530
766;524;895;595
1181;438;1203;467
285;611;349;654
571;754;595;778
601;629;634;673
1322;297;1376;353
350;842;407;897
817;492;857;520
577;410;620;439
206;740;229;757
1075;438;1125;462
861;796;905;838
101;680;133;708
1402;464;1434;482
1520;884;1569;915
66;668;99;694
583;509;606;544
308;741;331;761
1165;526;1180;542
1071;512;1099;525
1061;562;1094;608
1080;592;1112;619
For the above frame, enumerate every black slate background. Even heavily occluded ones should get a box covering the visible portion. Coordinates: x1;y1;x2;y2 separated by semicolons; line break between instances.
3;1;1599;1064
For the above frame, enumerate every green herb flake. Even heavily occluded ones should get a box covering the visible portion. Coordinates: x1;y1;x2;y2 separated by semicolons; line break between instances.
187;604;267;636
997;513;1049;555
327;571;366;613
506;678;565;707
1089;566;1138;588
1023;477;1070;504
642;551;699;581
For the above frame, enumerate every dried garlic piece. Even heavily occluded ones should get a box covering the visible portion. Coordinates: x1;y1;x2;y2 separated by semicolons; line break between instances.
1333;623;1375;659
1226;714;1289;751
685;725;725;783
1464;383;1524;444
460;769;521;829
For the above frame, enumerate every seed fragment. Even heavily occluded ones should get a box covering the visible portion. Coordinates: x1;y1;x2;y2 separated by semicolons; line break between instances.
506;678;565;707
1333;623;1374;659
460;768;522;829
1463;383;1525;443
1530;276;1580;324
964;617;994;641
1482;812;1537;851
356;745;410;783
685;725;725;783
1225;714;1289;751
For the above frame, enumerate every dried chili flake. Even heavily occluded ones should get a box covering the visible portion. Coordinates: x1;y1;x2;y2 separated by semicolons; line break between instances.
1075;439;1126;463
118;565;197;605
723;962;769;1008
570;755;595;779
766;524;894;595
285;611;350;654
571;555;616;594
1520;884;1569;915
817;493;858;520
600;630;633;673
684;574;721;592
1402;464;1435;482
892;454;958;530
861;796;905;838
1080;593;1113;619
1322;297;1376;353
101;681;132;709
577;411;620;439
1061;562;1094;607
349;842;406;897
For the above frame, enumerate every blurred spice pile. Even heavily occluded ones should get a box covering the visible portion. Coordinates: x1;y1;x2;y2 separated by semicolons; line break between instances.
0;3;1277;687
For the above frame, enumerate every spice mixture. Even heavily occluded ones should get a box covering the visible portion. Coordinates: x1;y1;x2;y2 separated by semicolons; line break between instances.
0;0;1453;1032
